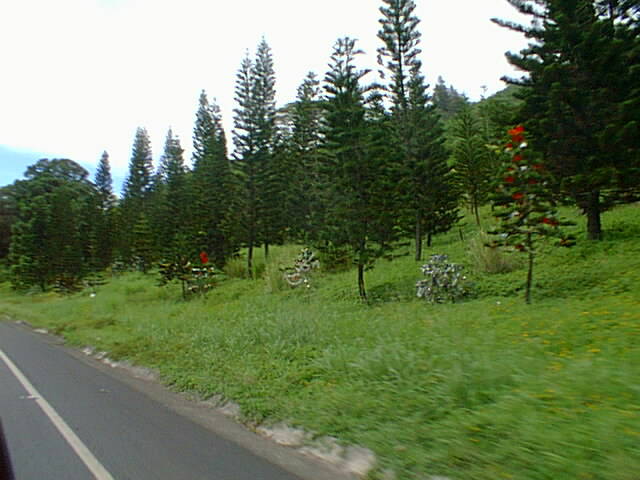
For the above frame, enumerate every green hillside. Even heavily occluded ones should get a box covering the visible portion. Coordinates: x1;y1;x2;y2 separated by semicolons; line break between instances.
1;204;639;480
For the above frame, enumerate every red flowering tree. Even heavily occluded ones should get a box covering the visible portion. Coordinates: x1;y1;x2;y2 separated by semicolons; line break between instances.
489;126;575;304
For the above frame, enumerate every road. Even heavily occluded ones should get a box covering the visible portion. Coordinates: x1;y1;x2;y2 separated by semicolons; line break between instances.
0;321;351;480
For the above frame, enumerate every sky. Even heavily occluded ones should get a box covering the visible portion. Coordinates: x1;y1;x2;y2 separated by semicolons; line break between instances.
0;0;530;191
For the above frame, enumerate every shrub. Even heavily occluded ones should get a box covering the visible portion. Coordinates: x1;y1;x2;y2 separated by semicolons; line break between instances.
280;248;320;289
416;254;469;303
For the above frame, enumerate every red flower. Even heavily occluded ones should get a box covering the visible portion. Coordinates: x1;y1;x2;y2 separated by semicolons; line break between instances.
505;142;514;149
508;125;525;144
528;178;538;185
199;251;209;264
513;154;523;163
512;192;525;200
532;164;544;171
542;218;559;226
504;176;516;184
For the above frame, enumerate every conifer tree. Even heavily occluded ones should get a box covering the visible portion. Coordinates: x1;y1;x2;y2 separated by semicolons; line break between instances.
289;72;326;241
322;37;400;301
232;52;260;276
152;128;189;257
378;0;459;260
449;105;493;226
93;151;117;268
192;91;236;268
120;127;154;263
432;76;469;120
494;0;640;239
232;39;281;275
251;38;282;258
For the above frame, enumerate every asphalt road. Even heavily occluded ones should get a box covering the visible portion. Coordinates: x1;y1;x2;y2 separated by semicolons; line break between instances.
0;321;350;480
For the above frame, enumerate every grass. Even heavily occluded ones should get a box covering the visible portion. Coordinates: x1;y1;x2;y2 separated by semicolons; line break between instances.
1;204;639;479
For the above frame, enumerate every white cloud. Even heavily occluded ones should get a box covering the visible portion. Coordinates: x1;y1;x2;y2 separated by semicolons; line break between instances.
0;0;530;187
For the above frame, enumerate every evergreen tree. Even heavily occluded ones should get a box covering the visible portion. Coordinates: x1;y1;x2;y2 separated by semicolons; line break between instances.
232;39;281;275
489;126;575;303
0;184;18;260
378;0;459;260
494;0;640;240
120;127;154;262
232;52;260;276
432;76;469;120
289;71;326;241
192;91;236;268
8;159;96;290
122;127;154;205
152;128;189;257
449;105;493;226
322;37;400;301
252;38;282;258
93;151;117;269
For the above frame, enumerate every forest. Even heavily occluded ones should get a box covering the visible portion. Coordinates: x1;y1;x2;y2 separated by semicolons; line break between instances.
1;0;638;300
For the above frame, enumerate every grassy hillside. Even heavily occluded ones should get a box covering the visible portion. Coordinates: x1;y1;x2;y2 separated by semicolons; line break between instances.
1;204;639;480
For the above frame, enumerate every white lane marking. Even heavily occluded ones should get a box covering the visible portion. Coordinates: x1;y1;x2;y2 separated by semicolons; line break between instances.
0;347;114;480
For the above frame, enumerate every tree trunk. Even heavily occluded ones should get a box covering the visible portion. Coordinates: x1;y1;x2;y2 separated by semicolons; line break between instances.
415;213;423;261
474;202;481;227
585;190;603;240
526;234;533;304
357;262;367;302
247;242;254;279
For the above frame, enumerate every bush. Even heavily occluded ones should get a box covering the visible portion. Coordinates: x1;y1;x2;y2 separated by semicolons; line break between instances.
280;248;320;290
416;254;469;303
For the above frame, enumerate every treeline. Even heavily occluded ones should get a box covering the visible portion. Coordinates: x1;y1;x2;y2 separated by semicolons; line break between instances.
1;0;638;299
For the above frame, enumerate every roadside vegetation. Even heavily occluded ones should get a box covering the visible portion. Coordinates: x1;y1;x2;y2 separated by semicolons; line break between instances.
2;203;638;480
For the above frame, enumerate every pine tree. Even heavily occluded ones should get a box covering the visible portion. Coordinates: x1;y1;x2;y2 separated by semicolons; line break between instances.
232;40;281;275
251;38;282;258
322;37;400;301
232;52;260;276
122;127;154;205
377;0;460;260
494;0;640;240
289;71;326;241
449;105;493;226
152;128;189;257
191;91;236;268
120;127;154;263
93;151;117;269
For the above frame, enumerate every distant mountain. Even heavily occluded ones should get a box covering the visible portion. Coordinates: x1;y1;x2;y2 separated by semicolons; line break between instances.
0;145;50;187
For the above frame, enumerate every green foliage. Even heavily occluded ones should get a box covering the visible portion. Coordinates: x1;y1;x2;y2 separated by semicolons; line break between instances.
489;126;575;303
449;105;493;225
191;91;236;268
416;254;469;303
158;254;217;300
432;76;469;120
377;0;460;260
321;37;401;300
2;203;639;480
494;0;640;239
8;159;99;290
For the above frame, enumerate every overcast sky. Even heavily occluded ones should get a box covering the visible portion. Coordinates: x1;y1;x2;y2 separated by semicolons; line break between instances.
0;0;529;190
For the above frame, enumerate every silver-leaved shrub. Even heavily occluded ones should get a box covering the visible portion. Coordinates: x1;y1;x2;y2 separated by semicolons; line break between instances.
416;254;468;303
